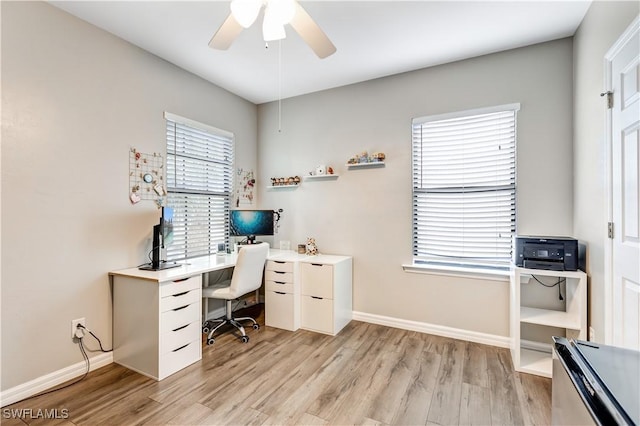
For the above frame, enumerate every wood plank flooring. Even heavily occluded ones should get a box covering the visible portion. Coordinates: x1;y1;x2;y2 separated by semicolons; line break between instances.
3;305;551;425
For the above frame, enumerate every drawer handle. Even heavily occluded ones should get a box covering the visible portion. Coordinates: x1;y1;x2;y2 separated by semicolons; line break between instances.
311;296;323;300
172;291;189;297
172;277;190;283
275;291;286;295
275;281;286;285
274;271;286;274
172;324;189;332
311;263;323;267
274;261;286;264
172;343;190;352
173;305;189;311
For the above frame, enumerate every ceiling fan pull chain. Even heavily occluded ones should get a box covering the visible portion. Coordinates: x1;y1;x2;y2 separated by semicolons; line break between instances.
278;39;282;133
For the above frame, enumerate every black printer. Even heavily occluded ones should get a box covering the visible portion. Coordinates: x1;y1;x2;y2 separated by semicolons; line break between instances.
513;236;585;271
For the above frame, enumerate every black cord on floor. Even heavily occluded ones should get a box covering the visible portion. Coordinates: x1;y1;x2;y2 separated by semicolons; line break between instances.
13;338;90;403
11;327;112;404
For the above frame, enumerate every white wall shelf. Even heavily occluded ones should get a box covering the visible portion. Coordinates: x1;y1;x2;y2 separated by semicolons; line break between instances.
510;266;587;378
346;162;385;169
268;184;299;190
304;175;339;181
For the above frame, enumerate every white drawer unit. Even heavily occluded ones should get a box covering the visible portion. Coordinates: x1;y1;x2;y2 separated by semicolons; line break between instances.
300;255;352;335
112;274;202;381
265;259;299;331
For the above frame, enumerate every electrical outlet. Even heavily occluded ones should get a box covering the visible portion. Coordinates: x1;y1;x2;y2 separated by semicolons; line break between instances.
589;326;595;342
72;318;86;339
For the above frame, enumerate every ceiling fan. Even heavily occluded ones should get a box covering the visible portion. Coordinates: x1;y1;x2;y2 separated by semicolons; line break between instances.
209;0;336;59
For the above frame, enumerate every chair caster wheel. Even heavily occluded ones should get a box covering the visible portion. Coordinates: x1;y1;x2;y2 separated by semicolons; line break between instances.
207;338;215;345
202;321;211;333
202;326;210;333
241;336;249;343
252;324;260;330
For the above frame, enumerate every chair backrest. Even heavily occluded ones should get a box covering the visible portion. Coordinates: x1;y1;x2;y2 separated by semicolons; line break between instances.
229;243;269;297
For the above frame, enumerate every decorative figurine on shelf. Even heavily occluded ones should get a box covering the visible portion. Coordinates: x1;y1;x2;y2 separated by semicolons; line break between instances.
371;152;386;162
305;237;318;255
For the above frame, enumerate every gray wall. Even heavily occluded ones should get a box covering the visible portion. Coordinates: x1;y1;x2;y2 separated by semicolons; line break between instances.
572;1;639;343
258;38;575;337
1;1;257;390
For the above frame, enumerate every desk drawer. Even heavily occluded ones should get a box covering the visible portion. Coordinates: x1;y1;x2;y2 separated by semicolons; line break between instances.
265;290;295;331
266;260;294;273
161;288;200;312
301;295;333;334
265;270;293;283
160;275;202;297
301;263;333;299
159;339;201;379
161;302;199;333
265;280;294;294
160;321;200;353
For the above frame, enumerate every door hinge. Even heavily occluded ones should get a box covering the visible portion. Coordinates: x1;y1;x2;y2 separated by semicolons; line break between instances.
608;222;614;239
601;91;613;109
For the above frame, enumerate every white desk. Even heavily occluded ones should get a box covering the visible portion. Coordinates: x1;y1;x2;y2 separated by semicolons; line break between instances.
109;249;351;380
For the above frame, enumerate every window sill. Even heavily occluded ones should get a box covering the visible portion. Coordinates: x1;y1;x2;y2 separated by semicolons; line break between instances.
402;263;510;282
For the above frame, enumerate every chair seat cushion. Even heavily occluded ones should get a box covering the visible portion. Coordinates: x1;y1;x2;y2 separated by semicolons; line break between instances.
202;279;237;300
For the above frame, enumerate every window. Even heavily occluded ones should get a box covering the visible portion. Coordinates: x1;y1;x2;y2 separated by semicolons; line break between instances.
164;112;233;261
412;104;519;270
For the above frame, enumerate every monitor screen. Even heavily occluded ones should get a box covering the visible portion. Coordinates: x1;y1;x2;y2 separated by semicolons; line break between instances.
229;210;274;237
161;206;174;247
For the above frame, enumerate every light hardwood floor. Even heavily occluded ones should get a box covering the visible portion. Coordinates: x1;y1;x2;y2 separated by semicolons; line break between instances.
3;305;551;425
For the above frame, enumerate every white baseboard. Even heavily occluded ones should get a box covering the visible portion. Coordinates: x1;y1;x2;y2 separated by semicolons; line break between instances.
0;352;113;408
352;311;510;348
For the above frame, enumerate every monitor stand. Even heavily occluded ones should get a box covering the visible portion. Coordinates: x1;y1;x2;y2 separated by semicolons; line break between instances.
139;261;181;271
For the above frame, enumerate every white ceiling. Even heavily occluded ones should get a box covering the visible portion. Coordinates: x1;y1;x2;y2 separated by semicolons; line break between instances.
49;1;591;104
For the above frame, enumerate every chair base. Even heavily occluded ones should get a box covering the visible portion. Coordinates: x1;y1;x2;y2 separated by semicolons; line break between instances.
202;300;260;345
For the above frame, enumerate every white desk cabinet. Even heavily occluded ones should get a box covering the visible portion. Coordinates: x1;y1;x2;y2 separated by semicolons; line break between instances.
265;259;299;331
112;274;202;380
510;266;587;378
300;255;352;335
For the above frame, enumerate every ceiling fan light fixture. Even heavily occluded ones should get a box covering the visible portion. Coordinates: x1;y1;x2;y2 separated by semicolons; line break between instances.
210;0;335;58
267;0;296;25
262;3;287;41
230;0;262;28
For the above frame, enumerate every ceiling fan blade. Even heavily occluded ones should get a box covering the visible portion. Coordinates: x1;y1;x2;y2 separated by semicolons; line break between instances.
289;2;336;59
209;13;244;50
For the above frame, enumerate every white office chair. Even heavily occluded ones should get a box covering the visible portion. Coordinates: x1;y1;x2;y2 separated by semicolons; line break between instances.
202;242;269;345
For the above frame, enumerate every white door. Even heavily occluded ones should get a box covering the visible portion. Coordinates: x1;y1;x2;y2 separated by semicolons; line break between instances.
606;17;640;350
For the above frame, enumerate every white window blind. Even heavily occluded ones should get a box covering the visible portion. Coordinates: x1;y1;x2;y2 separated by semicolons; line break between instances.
164;112;233;260
412;104;519;269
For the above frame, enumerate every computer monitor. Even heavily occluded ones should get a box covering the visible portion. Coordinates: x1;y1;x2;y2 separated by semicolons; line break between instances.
229;209;274;244
162;206;174;248
139;206;180;271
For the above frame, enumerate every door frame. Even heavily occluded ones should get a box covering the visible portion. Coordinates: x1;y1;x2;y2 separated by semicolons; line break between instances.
603;15;640;345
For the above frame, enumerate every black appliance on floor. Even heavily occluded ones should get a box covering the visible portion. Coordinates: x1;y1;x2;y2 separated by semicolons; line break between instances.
552;337;639;425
